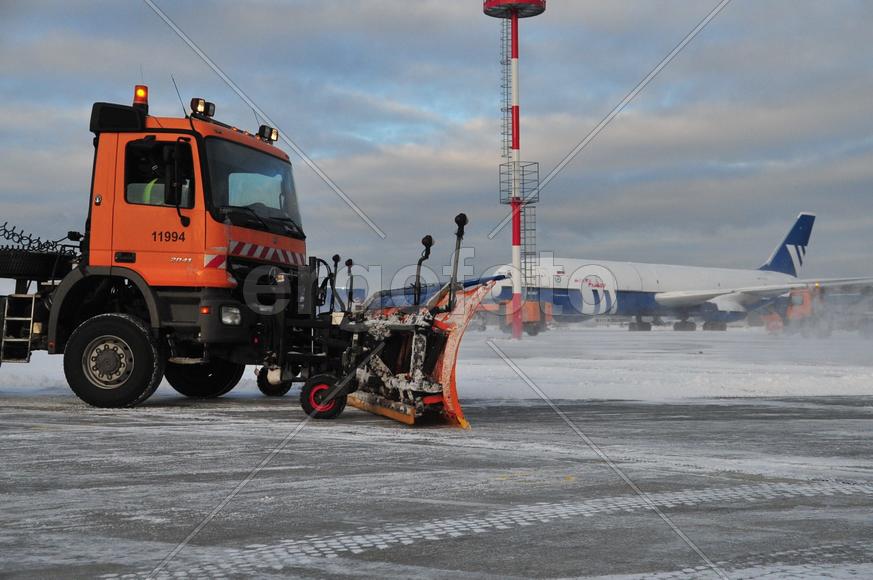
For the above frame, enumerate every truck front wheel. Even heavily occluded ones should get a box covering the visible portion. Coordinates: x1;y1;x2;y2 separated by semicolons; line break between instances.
64;314;164;408
165;360;245;398
256;367;293;397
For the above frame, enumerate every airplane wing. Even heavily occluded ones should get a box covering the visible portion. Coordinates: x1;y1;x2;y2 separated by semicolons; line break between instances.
654;277;873;311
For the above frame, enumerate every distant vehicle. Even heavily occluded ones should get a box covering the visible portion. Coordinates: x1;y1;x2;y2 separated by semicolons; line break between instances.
494;213;873;331
760;286;873;339
474;299;552;336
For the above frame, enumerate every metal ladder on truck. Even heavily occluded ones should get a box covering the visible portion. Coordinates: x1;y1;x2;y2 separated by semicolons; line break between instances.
1;294;36;363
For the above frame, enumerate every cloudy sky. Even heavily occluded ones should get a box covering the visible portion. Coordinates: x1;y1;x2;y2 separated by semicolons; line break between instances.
1;0;871;283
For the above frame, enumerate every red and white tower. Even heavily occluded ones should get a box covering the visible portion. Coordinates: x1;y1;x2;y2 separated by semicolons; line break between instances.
484;0;545;339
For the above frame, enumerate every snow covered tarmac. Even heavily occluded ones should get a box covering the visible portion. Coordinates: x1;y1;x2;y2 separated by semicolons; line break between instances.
1;326;872;578
461;324;873;401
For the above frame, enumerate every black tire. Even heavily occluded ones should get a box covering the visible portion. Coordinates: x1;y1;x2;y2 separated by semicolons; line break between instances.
525;322;545;336
257;367;293;397
300;374;346;419
0;248;73;280
165;359;245;398
63;314;164;408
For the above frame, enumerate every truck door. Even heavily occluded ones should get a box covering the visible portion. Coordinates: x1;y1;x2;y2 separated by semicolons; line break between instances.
112;134;205;286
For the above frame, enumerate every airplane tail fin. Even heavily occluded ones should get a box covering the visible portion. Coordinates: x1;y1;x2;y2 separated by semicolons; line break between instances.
759;213;815;277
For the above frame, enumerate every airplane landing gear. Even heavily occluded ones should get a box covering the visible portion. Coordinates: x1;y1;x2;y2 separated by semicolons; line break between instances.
629;316;652;332
703;321;728;331
673;320;697;332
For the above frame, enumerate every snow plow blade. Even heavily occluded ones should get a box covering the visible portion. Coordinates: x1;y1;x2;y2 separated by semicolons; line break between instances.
346;392;417;426
346;278;498;428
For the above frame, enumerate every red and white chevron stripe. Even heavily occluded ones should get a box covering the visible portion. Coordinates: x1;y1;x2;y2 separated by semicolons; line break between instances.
204;254;227;269
227;240;306;266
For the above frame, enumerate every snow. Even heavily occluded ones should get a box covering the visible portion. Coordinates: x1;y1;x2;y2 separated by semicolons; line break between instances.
1;323;871;403
456;324;873;401
2;321;873;578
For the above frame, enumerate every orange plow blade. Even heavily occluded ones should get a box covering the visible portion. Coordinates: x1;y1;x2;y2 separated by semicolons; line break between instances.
346;392;417;425
346;279;496;428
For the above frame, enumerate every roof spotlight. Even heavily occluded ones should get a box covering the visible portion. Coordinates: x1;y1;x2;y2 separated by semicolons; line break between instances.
190;98;215;117
133;85;149;114
258;125;279;143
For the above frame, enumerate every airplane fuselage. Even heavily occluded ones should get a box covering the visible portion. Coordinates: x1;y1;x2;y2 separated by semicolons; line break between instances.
494;259;795;321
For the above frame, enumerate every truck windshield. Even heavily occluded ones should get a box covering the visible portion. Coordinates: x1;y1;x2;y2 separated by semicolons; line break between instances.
206;138;303;235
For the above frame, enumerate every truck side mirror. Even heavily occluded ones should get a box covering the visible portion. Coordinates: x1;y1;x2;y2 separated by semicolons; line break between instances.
162;145;180;206
164;139;190;227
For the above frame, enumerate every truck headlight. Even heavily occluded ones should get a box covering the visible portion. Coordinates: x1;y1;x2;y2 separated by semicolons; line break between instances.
220;306;242;326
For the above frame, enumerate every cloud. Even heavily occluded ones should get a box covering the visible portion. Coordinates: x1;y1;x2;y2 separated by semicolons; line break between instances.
0;0;871;280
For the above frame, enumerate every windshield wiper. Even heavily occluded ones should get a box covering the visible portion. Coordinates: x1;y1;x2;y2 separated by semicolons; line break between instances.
220;206;270;231
220;206;304;238
268;215;305;236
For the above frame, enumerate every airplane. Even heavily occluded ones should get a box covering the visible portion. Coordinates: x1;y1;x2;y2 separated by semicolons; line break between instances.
493;213;873;331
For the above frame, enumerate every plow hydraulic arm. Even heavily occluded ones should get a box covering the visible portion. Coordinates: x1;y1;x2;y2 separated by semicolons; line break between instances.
297;214;499;428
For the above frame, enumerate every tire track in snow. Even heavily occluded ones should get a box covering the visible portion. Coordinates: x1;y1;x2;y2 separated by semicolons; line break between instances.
104;480;873;579
633;539;873;579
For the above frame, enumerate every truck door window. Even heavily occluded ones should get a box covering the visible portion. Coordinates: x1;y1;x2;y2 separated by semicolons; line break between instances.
125;139;195;208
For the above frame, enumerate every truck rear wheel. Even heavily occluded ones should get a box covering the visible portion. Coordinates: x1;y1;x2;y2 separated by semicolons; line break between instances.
165;360;245;398
64;314;164;408
300;374;346;419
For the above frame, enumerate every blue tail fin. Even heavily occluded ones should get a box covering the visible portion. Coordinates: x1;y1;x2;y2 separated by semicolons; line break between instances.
759;213;815;277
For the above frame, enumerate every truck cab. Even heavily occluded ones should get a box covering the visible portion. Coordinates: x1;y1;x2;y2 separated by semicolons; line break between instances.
15;87;312;406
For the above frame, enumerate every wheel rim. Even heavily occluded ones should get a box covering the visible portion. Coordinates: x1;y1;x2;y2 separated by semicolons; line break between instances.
82;335;134;390
309;384;336;412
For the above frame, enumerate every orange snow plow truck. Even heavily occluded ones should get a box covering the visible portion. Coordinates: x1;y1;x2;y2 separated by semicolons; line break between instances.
0;86;499;427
